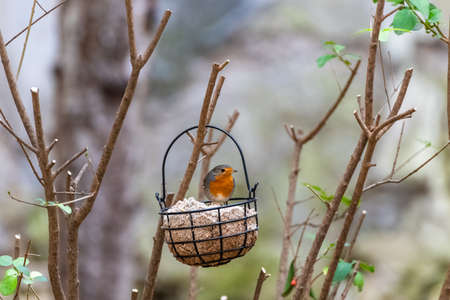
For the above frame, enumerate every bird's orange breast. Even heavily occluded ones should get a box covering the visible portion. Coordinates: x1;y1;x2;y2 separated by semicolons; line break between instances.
209;175;234;198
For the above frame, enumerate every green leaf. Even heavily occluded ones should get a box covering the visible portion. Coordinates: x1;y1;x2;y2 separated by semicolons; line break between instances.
333;44;345;54
332;260;353;283
353;272;364;292
359;261;375;273
388;0;404;4
30;271;47;282
5;269;18;278
428;3;441;24
282;259;296;297
0;256;12;267
0;275;17;296
12;257;29;268
16;265;30;277
56;203;72;215
392;9;419;35
309;289;317;300
323;266;329;275
410;0;429;18
316;54;337;68
341;196;351;206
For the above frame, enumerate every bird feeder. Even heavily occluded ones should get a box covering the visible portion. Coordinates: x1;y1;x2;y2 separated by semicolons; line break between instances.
156;125;259;267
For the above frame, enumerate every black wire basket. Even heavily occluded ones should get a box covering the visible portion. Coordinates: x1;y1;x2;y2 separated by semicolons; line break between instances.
156;125;259;267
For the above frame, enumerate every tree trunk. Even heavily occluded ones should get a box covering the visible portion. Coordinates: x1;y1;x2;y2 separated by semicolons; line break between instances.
54;1;142;299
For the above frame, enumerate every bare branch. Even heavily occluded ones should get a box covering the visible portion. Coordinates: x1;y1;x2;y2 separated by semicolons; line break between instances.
16;0;37;80
389;121;405;178
142;193;174;300
302;60;361;143
374;108;415;138
340;261;360;300
13;240;31;300
131;289;139;300
188;267;199;300
206;76;226;125
9;192;45;208
0;119;37;153
382;6;402;21
377;68;413;138
174;61;228;202
14;234;21;259
439;267;450;300
125;0;137;64
344;210;366;260
447;23;450;141
294;209;315;261
140;10;172;66
364;142;449;192
364;0;385;128
52;148;88;180
73;163;89;186
5;1;66;47
75;10;171;226
47;138;59;153
17;141;43;185
0;31;37;146
253;267;271;300
353;110;371;137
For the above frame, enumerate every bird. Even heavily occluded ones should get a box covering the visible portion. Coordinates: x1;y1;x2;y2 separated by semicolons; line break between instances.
203;164;237;205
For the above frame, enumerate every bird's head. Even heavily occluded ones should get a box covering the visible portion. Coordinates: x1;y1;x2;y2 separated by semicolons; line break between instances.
211;164;237;179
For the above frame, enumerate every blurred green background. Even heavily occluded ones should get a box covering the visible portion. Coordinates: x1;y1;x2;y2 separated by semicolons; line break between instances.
0;0;449;299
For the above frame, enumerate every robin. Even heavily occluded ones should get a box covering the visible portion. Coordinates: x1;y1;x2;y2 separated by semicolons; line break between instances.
203;164;237;205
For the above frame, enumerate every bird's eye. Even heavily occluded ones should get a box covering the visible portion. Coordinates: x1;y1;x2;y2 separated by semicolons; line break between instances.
221;168;225;172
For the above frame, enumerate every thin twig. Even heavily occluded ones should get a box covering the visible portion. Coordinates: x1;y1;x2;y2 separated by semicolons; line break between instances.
188;267;199;300
344;211;366;261
75;10;171;226
340;261;360;300
142;194;174;300
294;209;315;262
35;0;47;13
5;1;67;46
16;0;37;80
206;76;226;125
73;163;89;186
174;61;228;202
52;148;88;180
253;267;271;300
140;10;172;67
125;0;137;64
13;240;31;300
17;141;44;186
389;121;405;178
47;138;59;153
14;234;21;259
131;289;139;300
353;111;371;137
379;43;391;111
0;119;37;153
9;193;45;208
302;60;361;144
439;267;450;300
0;31;37;146
364;142;449;192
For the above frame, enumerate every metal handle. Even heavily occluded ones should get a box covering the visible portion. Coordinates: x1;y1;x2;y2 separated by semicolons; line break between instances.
156;125;253;207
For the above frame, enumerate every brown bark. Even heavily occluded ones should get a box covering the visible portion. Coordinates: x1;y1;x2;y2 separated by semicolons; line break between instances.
276;141;302;299
293;134;368;300
440;267;450;300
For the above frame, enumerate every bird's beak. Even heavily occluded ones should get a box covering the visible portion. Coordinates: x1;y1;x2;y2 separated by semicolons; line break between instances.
233;169;238;173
